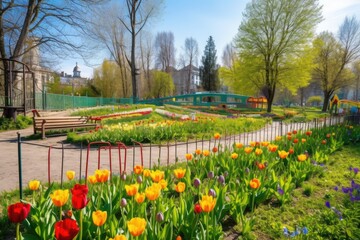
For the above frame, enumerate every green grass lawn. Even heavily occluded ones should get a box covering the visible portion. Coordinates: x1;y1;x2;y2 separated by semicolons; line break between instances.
252;144;360;239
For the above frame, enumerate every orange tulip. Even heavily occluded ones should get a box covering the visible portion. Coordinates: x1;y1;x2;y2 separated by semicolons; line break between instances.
301;138;306;143
125;184;139;196
289;148;294;154
231;153;238;159
203;150;210;156
28;180;40;191
244;147;253;154
249;141;256;147
195;149;202;155
261;141;269;147
159;179;168;189
95;169;110;183
236;143;243;149
278;150;289;159
249;178;261;189
321;139;327;145
150;170;165;183
135;193;145;204
127;217;146;237
306;131;312;136
175;182;186;193
185;153;193;161
92;210;107;226
293;138;299;144
212;147;218;153
50;189;69;207
257;163;265;170
174;168;186;179
199;195;216;213
214;133;221;140
267;144;278;152
134;165;143;175
109;235;127;240
292;130;297;134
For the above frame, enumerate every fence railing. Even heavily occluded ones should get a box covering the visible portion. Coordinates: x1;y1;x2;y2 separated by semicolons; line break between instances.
12;115;347;197
35;92;133;110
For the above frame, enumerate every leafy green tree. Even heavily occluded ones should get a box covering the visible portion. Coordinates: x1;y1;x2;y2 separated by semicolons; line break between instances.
93;60;127;98
221;0;322;112
200;36;220;92
150;71;174;98
313;17;360;111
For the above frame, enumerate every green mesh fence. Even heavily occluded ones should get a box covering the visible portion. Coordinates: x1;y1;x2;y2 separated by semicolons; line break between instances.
35;92;133;110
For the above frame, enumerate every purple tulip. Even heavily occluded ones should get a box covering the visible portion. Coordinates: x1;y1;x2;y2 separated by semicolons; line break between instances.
137;175;143;184
353;168;359;175
208;189;216;198
207;171;214;179
193;178;201;188
120;198;127;208
277;187;284;195
325;201;331;208
156;212;164;222
121;173;127;181
333;186;338;191
218;175;225;185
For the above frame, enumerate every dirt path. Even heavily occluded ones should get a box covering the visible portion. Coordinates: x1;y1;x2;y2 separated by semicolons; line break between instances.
0;112;341;192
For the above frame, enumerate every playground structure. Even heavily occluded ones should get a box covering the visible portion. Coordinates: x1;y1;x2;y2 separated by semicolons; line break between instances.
0;59;36;119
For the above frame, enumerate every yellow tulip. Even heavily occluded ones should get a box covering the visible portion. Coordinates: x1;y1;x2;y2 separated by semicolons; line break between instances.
92;210;107;226
231;153;238;159
66;170;75;181
145;185;161;201
159;179;168;189
50;189;69;207
88;175;97;184
235;143;243;149
255;148;263;156
199;195;216;213
127;217;146;237
244;147;253;154
143;169;151;177
267;144;278;152
214;133;221;140
175;182;186;193
202;150;210;157
297;154;307;162
28;180;40;191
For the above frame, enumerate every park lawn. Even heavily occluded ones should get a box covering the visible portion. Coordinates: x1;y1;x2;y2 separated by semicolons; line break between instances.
252;144;360;239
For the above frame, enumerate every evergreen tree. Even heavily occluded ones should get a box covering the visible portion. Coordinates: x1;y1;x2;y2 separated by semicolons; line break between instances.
200;36;220;92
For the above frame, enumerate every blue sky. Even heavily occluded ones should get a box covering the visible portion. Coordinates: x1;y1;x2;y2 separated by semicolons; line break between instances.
62;0;360;78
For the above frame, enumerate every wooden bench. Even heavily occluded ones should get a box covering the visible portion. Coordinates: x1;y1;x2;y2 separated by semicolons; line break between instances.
32;109;98;139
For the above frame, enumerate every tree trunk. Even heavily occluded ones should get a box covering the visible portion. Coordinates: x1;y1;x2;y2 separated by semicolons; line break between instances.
322;92;331;112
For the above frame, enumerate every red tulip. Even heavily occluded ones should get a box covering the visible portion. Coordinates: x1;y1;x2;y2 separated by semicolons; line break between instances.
194;203;202;214
7;202;31;223
55;218;79;240
71;184;89;210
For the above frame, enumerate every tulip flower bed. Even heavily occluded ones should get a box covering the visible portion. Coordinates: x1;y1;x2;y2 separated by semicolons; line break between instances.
2;124;360;239
67;116;268;145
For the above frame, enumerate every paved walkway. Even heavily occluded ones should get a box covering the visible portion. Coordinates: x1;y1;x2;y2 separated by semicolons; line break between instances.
0;111;343;192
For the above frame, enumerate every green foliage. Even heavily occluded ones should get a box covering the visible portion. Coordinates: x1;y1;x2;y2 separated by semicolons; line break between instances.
150;71;175;98
0;115;32;131
200;36;220;92
307;96;323;106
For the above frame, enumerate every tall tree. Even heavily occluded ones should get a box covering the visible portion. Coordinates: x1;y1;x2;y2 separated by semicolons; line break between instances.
352;60;360;101
154;31;176;73
231;0;322;112
313;17;360;111
93;59;125;98
181;37;199;93
200;36;219;92
0;0;103;118
222;43;237;68
119;0;163;102
150;70;174;98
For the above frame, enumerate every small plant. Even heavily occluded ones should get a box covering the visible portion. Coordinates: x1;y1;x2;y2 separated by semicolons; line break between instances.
303;184;314;197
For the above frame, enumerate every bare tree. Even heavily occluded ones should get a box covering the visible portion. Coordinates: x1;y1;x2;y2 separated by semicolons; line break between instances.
119;0;163;102
222;43;237;68
182;37;198;93
155;31;176;73
0;0;104;118
139;31;153;97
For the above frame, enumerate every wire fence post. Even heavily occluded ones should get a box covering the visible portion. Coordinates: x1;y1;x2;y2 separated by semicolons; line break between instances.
17;132;23;200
